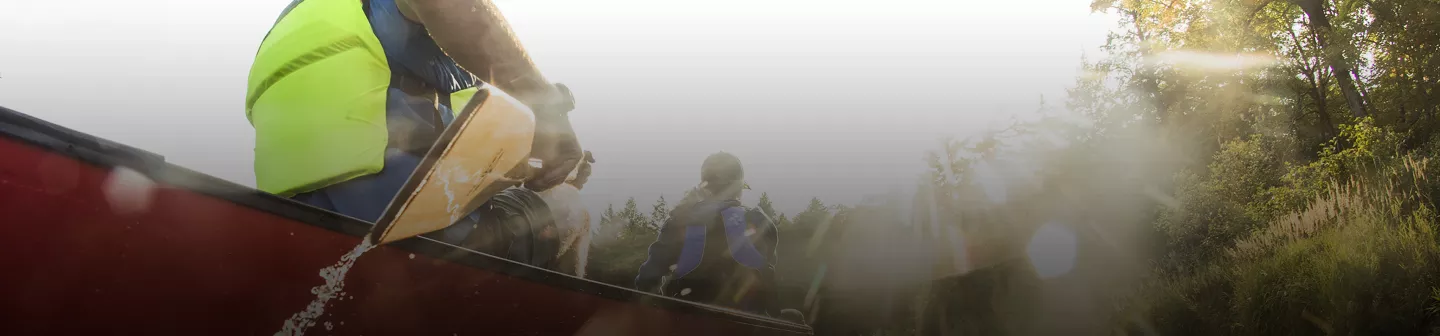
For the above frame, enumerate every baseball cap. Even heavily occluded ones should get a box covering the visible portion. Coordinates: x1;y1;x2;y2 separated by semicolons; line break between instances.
701;151;749;190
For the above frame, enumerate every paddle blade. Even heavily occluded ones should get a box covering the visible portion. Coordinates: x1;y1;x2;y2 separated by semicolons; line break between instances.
368;87;536;245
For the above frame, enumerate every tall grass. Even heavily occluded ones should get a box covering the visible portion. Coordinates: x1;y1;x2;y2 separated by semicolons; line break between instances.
1120;155;1440;335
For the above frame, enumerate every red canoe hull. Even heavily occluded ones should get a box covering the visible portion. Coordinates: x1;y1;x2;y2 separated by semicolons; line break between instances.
0;107;810;336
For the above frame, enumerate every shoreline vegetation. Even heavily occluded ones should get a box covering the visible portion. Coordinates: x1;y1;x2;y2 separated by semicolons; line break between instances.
583;0;1440;334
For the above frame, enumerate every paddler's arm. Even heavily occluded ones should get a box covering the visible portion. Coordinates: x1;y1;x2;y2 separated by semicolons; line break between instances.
747;208;780;269
395;0;561;107
748;208;784;315
635;208;686;293
398;0;584;192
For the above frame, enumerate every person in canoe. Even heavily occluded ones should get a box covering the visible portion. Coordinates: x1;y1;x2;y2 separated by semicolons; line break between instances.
634;152;804;322
243;0;587;271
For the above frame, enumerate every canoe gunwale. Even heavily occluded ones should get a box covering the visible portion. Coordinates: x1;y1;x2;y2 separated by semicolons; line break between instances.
0;105;812;334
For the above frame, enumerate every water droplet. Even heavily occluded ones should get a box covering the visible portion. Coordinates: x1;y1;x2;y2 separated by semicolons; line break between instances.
408;253;415;259
103;166;156;215
275;240;374;336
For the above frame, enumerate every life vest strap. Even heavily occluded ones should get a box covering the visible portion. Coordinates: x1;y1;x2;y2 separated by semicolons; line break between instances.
721;207;768;269
672;205;768;280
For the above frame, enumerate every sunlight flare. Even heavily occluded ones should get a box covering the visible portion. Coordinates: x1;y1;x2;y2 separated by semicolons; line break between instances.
1148;50;1280;71
1027;222;1077;279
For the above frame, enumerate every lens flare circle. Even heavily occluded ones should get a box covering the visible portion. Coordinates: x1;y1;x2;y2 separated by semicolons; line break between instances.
1027;222;1077;279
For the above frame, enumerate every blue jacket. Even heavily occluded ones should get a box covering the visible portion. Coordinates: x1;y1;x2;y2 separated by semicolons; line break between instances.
634;198;781;312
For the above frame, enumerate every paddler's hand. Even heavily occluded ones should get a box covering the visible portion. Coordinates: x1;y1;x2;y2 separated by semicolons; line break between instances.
525;83;583;192
570;151;597;189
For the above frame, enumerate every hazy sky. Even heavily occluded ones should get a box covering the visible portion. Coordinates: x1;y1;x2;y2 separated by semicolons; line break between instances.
0;0;1118;218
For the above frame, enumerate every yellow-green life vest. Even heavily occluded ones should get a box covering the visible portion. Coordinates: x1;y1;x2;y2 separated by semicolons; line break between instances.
245;0;478;197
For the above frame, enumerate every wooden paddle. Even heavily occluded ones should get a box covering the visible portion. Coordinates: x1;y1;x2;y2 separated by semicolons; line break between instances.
367;86;539;246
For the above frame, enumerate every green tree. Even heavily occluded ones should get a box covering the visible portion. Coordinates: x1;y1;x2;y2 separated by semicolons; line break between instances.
598;204;617;226
587;198;660;288
649;196;671;228
617;197;652;234
757;192;781;219
793;197;831;229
